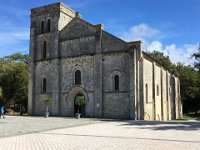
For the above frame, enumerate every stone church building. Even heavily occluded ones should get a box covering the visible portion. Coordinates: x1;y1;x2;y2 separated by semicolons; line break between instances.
28;2;182;120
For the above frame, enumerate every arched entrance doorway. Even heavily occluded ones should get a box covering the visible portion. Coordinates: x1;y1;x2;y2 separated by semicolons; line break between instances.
74;93;85;117
66;86;88;117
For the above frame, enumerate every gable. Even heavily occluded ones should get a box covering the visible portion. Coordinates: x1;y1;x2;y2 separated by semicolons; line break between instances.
102;31;129;52
60;18;96;40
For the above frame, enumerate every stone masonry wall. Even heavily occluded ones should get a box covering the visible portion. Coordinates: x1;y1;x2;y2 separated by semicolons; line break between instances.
60;56;95;117
154;64;162;120
60;36;96;57
34;60;59;115
143;58;154;120
103;52;130;119
162;69;169;121
102;32;129;53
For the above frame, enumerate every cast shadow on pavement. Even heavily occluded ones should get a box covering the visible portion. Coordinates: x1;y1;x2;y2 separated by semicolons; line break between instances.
117;120;200;131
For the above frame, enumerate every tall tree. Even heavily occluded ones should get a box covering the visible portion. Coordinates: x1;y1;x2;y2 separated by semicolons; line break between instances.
192;44;200;73
176;63;200;114
0;54;28;114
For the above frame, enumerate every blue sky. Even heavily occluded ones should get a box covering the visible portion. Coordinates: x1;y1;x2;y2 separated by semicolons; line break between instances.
0;0;199;64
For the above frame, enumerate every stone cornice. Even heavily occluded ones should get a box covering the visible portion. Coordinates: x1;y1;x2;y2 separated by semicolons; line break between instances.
31;2;76;18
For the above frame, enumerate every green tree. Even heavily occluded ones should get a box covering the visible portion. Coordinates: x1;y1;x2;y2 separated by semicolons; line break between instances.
0;54;28;114
3;52;28;63
43;96;54;117
176;63;200;114
74;98;87;113
147;50;176;72
192;45;200;73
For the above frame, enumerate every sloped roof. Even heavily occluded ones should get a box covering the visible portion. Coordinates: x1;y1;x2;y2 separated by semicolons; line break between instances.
60;18;97;40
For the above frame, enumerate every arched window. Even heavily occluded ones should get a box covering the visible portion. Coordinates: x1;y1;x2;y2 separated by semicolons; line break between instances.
114;75;119;90
47;19;51;32
41;21;44;33
157;84;159;96
75;70;81;85
145;83;148;102
42;41;47;59
42;78;46;93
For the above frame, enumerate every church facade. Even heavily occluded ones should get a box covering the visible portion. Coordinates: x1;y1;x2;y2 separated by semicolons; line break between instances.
28;2;182;120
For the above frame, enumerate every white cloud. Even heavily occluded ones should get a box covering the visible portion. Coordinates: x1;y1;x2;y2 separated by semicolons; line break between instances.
147;41;163;52
121;23;160;42
147;41;198;65
119;24;198;65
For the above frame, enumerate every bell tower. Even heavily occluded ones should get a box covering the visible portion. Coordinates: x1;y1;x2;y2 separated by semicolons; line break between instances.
28;3;76;115
30;2;76;60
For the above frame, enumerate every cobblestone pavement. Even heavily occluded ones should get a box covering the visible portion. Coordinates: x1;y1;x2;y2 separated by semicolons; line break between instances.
0;116;102;137
0;116;200;150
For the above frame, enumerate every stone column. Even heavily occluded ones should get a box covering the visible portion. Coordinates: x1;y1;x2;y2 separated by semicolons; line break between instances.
28;28;36;115
166;71;169;120
139;57;144;120
129;48;136;120
58;41;62;116
51;31;60;116
152;62;156;120
178;78;182;119
94;25;103;117
171;76;176;120
160;68;163;120
175;77;180;119
136;42;142;120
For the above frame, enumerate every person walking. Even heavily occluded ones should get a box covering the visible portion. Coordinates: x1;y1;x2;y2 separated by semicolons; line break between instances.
0;104;5;118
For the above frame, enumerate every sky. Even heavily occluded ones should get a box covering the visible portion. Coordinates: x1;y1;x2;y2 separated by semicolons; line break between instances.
0;0;199;65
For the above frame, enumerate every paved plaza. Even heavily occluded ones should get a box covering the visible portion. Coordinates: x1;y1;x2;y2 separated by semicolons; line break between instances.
0;116;200;150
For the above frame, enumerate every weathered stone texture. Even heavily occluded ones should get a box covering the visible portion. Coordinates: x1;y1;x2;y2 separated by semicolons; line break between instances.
102;32;129;52
143;58;154;120
60;19;96;40
28;2;182;120
103;53;129;92
154;64;162;120
104;93;129;119
60;36;96;57
162;69;168;121
103;53;129;119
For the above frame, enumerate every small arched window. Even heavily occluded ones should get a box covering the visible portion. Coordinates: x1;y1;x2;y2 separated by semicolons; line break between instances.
41;21;44;33
42;78;46;93
75;70;81;85
42;41;47;59
145;83;148;102
114;75;119;90
47;19;51;32
157;84;159;96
